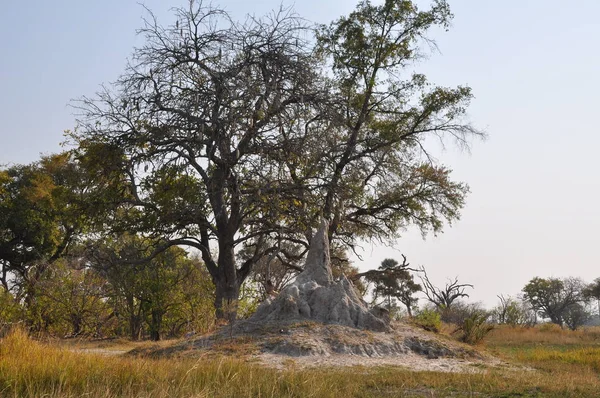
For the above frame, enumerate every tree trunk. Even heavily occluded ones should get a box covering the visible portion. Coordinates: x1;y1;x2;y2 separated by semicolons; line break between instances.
130;314;142;340
214;278;240;322
126;295;142;340
149;309;163;341
213;238;241;322
70;314;82;336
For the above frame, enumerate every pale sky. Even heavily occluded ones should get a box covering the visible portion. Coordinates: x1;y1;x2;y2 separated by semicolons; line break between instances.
1;1;599;308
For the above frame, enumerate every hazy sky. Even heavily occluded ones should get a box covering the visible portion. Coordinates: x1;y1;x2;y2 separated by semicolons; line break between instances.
1;1;599;307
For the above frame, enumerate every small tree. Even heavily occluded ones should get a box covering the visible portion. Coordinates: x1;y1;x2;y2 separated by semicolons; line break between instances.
441;301;486;326
583;278;600;317
459;310;493;345
419;266;473;311
494;295;531;326
354;256;421;317
88;235;215;340
563;303;591;331
0;288;22;334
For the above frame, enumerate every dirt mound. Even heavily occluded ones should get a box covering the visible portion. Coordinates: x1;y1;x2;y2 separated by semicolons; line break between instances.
248;321;478;359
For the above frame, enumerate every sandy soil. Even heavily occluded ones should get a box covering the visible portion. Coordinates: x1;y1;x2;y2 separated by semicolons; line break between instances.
254;351;498;372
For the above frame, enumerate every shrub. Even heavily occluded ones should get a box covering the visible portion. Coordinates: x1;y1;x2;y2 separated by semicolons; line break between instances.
413;309;442;333
459;311;493;344
440;301;485;325
0;289;22;338
492;296;533;327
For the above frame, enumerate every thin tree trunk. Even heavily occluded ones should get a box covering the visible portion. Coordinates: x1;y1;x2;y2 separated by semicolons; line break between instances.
149;310;163;341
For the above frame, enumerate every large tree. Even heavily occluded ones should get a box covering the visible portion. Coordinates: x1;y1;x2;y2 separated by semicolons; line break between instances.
73;2;323;320
522;277;587;327
72;0;482;320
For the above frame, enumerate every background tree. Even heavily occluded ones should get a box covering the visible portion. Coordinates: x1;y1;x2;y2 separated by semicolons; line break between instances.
87;236;148;340
34;257;110;337
88;235;214;340
562;303;591;331
493;295;532;327
160;254;216;337
522;277;587;327
358;257;420;316
0;155;76;295
395;274;421;317
583;278;600;317
419;266;473;312
242;241;301;301
72;0;482;320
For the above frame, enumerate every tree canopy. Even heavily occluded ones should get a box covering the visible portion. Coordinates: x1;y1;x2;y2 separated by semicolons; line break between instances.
522;277;588;328
0;152;101;296
70;0;482;319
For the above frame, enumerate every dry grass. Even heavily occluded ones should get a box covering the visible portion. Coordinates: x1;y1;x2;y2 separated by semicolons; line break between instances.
486;323;600;346
2;326;600;397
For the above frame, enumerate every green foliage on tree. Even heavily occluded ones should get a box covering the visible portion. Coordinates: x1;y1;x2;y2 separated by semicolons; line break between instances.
0;288;22;331
0;150;135;337
0;152;107;301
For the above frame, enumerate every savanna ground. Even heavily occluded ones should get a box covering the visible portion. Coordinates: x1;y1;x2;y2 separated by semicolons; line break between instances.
1;324;600;397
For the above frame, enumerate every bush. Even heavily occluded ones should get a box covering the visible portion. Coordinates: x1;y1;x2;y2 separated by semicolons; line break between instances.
459;311;493;344
492;296;533;327
440;301;485;325
413;309;442;333
0;289;22;338
563;303;591;331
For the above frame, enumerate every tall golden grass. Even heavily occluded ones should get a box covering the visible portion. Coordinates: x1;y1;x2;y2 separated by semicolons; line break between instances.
1;326;600;397
487;323;600;346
